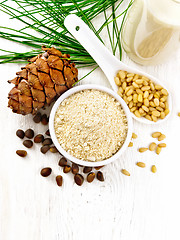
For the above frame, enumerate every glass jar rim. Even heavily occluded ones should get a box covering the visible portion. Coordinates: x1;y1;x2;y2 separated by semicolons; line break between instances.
147;0;180;28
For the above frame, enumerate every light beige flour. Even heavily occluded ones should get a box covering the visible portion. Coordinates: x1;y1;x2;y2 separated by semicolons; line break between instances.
54;89;128;161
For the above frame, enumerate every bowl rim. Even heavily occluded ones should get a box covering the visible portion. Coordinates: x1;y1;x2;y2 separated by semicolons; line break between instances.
49;84;133;167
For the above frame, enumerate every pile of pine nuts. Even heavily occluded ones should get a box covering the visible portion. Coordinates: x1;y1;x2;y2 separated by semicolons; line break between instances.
114;70;170;122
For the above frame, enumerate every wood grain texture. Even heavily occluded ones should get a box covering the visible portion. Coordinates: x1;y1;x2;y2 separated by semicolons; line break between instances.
0;5;180;240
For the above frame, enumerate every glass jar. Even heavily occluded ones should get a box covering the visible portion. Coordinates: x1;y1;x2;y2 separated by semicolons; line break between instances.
121;0;180;65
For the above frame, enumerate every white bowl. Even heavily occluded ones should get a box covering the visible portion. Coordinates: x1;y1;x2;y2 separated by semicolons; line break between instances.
49;84;133;167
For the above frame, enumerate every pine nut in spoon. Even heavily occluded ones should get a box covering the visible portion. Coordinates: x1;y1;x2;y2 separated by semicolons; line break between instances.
64;14;172;124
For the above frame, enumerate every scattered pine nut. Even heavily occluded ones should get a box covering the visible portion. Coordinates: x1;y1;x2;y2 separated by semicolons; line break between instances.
139;147;148;153
152;110;161;117
135;110;141;118
164;109;170;116
155;85;163;90
136;162;146;168
118;70;126;79
142;105;149;112
152;132;161;138
156;106;163;112
152;115;158;122
136;79;143;84
160;112;166;119
178;112;180;117
156;146;162;155
158;134;166;141
127;89;134;96
132;133;137;139
144;98;149;106
128;142;133;147
121;169;130;176
114;77;121;86
145;115;152;121
138;94;143;102
158;143;166;148
149;142;156;151
151;165;157;173
127;73;134;78
161;89;168;96
154;98;159;106
141;86;150;91
49;146;58;153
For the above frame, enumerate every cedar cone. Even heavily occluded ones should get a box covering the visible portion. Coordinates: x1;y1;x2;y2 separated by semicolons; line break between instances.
8;46;78;115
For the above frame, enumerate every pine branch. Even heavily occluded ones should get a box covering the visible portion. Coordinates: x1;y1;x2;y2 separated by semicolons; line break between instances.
0;0;132;67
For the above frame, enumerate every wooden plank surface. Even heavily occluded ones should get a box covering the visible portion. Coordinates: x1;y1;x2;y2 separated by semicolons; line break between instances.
0;4;180;240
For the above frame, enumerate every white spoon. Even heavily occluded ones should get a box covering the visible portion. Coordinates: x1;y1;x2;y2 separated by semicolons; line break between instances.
64;14;172;124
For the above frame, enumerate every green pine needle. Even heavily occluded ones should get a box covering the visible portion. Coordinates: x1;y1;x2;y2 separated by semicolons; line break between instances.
0;0;132;77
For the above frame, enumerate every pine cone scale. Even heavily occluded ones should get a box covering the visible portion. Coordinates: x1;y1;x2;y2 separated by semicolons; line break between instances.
45;87;56;104
8;99;19;112
55;85;68;95
50;69;65;85
33;101;44;112
37;72;54;88
47;55;64;71
36;58;50;74
16;69;28;79
18;81;31;96
31;88;45;103
42;46;62;57
28;73;43;90
19;95;32;108
26;63;38;75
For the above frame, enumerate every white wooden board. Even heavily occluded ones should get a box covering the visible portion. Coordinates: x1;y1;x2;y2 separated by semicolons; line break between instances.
0;3;180;240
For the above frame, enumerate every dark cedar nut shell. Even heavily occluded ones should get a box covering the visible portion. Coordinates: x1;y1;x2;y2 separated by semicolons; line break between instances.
49;146;58;153
23;140;33;148
16;150;27;157
63;165;71;173
25;129;34;139
74;174;84;186
83;166;92;174
40;167;52;177
96;171;104;181
77;164;84;167
41;114;49;125
71;163;79;174
94;166;104;170
42;138;53;146
58;157;67;167
33;112;41;123
16;129;25;139
87;172;95;183
34;134;44;143
45;129;50;136
40;145;50;154
56;175;63;186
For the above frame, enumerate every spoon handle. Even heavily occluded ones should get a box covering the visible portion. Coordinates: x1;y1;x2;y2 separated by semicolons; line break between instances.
64;14;126;90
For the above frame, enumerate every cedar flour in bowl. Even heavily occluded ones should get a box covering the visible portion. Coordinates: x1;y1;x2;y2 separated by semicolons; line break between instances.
49;84;133;167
